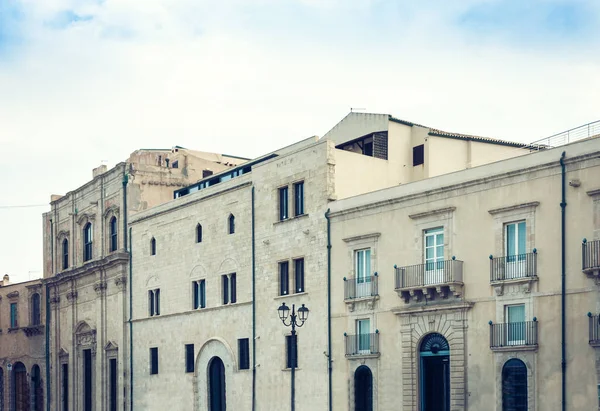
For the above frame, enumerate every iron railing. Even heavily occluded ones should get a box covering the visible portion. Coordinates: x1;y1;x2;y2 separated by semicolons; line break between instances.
394;259;463;289
582;239;600;271
528;120;600;148
345;332;379;356
588;313;600;345
344;274;378;300
490;251;537;282
489;320;538;348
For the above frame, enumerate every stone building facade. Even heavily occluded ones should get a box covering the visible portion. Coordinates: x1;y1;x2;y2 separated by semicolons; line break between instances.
41;148;245;411
126;112;536;411
328;135;600;410
0;275;46;411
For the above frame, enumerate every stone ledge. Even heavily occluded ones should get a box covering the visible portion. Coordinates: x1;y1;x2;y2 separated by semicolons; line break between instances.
345;353;380;360
490;344;538;353
491;276;538;296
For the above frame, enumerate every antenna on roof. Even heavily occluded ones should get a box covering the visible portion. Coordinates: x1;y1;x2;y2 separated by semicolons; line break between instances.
350;108;366;112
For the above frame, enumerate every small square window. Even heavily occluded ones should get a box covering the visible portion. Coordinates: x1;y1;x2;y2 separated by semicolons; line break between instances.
413;144;424;166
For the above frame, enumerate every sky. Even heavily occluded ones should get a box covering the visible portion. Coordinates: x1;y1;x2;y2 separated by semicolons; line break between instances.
1;0;599;283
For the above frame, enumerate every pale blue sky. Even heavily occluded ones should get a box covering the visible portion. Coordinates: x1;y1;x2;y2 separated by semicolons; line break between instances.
1;0;599;283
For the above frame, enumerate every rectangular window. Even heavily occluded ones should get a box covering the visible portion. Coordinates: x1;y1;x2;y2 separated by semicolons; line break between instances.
286;334;298;369
62;363;69;411
83;349;93;411
185;344;195;373
222;275;229;304
279;261;289;296
230;273;237;304
238;338;250;370
356;319;371;354
294;182;304;216
193;280;206;309
109;358;117;411
148;289;160;316
294;258;305;293
172;160;178;169
150;347;159;375
424;228;445;285
355;249;372;298
506;221;526;260
506;304;526;345
413;144;424;166
10;302;18;328
279;186;289;220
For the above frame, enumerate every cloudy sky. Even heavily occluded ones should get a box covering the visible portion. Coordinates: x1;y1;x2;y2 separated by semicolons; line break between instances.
1;0;599;283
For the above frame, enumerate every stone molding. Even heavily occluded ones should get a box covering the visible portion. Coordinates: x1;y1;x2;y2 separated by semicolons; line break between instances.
342;232;381;243
488;201;540;216
408;206;456;220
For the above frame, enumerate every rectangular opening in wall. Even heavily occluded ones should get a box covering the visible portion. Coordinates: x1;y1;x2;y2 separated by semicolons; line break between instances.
185;344;195;373
230;273;237;303
413;144;424;166
109;358;117;411
62;363;69;411
83;349;92;411
222;275;229;304
279;261;289;296
286;334;298;369
294;182;304;216
279;186;289;220
239;338;250;370
150;347;159;375
294;258;304;293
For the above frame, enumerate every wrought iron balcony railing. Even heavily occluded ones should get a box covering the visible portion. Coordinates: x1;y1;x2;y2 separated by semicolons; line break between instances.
394;258;463;289
344;331;379;357
582;239;600;276
344;274;378;300
489;251;537;282
489;319;538;350
587;313;600;346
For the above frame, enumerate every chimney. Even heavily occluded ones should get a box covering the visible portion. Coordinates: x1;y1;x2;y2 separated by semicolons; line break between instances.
93;165;108;178
1;274;9;286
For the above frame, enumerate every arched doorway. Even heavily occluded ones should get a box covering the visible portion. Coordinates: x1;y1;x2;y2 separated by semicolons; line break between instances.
208;357;226;411
31;365;43;411
502;359;527;411
13;362;29;411
354;365;373;411
419;333;450;411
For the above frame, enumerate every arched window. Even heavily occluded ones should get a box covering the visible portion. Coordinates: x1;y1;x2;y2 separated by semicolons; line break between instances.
62;238;69;270
109;216;118;252
228;214;235;235
12;362;27;411
83;223;93;262
31;364;43;411
150;238;156;256
354;365;373;411
31;293;41;326
196;224;203;243
419;333;450;411
208;357;226;411
502;358;527;411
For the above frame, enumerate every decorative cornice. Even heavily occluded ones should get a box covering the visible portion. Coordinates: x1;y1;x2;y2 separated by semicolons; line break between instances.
76;212;96;226
59;348;69;358
103;205;120;218
6;291;19;299
66;291;78;302
115;276;127;291
342;233;381;243
94;281;107;295
587;188;600;198
104;341;118;351
22;325;44;337
409;206;456;220
50;296;60;306
391;301;474;316
43;251;128;286
56;230;70;239
488;201;540;216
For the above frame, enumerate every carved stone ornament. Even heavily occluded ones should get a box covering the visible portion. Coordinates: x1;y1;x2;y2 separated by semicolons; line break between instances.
76;322;97;356
115;276;127;291
66;291;78;302
7;291;19;299
94;281;107;295
59;348;69;359
50;296;61;306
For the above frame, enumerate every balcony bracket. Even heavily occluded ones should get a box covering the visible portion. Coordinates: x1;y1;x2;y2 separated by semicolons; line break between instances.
491;276;538;297
584;267;600;281
344;295;380;312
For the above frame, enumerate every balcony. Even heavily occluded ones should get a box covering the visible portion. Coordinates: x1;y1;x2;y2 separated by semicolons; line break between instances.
588;313;600;347
394;258;463;303
343;274;379;311
489;251;538;296
583;239;600;278
344;331;380;358
489;319;538;352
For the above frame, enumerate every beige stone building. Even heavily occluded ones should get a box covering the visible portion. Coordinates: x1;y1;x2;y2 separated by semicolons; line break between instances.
328;133;600;410
41;147;245;411
126;112;540;411
0;275;46;411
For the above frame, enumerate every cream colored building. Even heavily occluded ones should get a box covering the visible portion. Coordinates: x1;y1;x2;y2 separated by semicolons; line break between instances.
126;112;539;411
41;148;245;411
0;275;46;411
328;134;600;411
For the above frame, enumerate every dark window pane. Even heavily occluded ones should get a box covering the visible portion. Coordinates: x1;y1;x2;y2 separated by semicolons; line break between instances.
31;293;41;326
279;262;289;296
228;215;235;234
185;344;195;373
197;224;203;243
62;239;69;270
286;335;298;369
84;349;92;411
62;363;69;411
413;144;424;166
150;348;158;374
294;182;304;216
109;359;117;411
151;238;156;255
200;280;206;308
230;274;237;303
239;338;250;370
222;275;229;304
110;217;118;252
149;291;154;316
295;259;304;293
279;187;288;220
193;282;199;310
10;303;17;327
155;289;160;315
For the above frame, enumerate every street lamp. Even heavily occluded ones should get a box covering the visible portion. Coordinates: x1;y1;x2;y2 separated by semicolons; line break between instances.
277;302;309;411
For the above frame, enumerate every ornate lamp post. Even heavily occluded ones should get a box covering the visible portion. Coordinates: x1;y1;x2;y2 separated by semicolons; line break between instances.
277;302;309;411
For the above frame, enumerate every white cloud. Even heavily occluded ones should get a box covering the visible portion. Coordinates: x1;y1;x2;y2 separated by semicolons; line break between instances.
1;0;599;282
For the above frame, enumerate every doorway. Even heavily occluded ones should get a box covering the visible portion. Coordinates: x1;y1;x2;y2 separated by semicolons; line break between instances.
208;357;226;411
354;365;373;411
419;333;450;411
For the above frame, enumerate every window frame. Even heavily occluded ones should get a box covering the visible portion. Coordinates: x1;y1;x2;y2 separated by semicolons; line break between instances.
413;144;424;166
279;261;290;296
185;344;195;373
30;293;41;326
279;186;289;221
424;227;444;269
294;181;305;216
294;258;305;293
285;334;298;369
62;238;69;270
192;279;206;310
196;224;203;243
10;302;18;328
356;319;371;353
150;347;159;375
150;237;156;256
228;214;235;234
109;216;118;252
83;223;93;262
148;289;160;317
238;338;250;370
355;249;371;284
505;221;527;259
